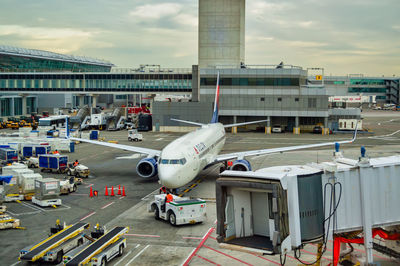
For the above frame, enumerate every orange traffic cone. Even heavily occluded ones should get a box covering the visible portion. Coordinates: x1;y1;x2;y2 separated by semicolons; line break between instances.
110;186;115;196
105;185;109;196
122;186;126;197
117;185;121;195
89;186;93;198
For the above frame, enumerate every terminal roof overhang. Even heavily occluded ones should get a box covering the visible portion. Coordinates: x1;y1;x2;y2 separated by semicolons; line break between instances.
0;45;114;67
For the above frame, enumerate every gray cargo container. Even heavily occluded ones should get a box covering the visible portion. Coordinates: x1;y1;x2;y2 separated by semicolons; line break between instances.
34;178;60;200
20;173;43;194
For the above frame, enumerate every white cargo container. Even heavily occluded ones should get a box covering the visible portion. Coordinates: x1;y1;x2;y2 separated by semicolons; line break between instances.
20;173;43;194
3;168;34;186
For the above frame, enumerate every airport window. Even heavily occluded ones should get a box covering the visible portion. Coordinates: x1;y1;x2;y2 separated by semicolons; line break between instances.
239;78;249;86
295;98;299;102
260;97;265;101
248;78;257;86
308;98;317;108
348;87;386;93
277;97;282;102
334;81;345;85
376;96;386;99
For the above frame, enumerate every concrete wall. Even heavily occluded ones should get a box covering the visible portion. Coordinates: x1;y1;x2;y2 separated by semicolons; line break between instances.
199;0;245;68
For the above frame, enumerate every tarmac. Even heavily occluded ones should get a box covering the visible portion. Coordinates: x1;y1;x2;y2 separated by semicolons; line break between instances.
1;109;400;266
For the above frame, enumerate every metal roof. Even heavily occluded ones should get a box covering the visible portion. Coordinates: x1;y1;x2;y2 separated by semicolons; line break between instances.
0;45;113;67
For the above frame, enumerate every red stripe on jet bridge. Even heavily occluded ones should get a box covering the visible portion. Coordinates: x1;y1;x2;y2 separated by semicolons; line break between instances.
203;245;253;266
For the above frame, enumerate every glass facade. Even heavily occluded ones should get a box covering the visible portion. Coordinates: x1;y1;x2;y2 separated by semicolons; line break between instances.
0;54;112;72
350;79;385;85
348;87;386;93
201;77;300;86
0;73;192;92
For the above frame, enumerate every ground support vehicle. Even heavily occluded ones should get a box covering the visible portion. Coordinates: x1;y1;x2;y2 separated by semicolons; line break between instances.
67;163;90;178
39;154;68;173
128;128;143;141
26;157;39;168
19;221;89;264
65;226;129;266
60;177;77;195
148;194;206;225
0;213;21;230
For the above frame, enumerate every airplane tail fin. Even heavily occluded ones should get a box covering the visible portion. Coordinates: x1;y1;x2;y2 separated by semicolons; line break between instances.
210;72;220;124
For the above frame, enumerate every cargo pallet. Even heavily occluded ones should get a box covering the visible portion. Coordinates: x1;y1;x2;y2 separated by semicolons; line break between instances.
32;196;62;207
0;214;21;230
4;194;24;202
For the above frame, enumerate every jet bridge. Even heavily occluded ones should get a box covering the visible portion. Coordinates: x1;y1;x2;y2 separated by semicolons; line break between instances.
20;222;90;262
66;226;128;266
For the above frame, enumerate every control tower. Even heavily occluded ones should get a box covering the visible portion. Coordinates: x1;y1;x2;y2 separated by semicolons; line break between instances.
198;0;245;68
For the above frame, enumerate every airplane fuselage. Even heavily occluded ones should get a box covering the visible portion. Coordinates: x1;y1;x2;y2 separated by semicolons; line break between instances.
158;123;226;188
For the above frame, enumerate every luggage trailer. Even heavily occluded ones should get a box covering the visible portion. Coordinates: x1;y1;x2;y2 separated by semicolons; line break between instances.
65;226;129;266
19;222;90;263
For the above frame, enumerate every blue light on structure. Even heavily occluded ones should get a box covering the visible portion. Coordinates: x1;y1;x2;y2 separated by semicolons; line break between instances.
335;142;340;152
361;146;366;157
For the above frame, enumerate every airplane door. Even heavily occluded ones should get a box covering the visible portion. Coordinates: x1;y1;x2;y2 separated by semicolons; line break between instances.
225;195;236;239
251;192;269;237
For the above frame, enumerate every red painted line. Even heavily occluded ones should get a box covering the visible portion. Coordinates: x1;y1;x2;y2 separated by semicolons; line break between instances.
203;245;253;266
195;254;221;266
182;236;202;240
182;227;215;266
79;211;96;221
209;236;217;241
250;253;281;266
101;201;115;209
125;233;160;238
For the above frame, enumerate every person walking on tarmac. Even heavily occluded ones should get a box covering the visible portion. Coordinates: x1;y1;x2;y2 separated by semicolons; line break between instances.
159;186;167;194
53;149;60;155
73;160;79;167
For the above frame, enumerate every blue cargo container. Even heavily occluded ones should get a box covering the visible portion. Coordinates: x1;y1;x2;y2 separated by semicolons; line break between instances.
35;145;51;156
0;148;18;163
22;146;34;157
39;154;68;173
90;130;99;140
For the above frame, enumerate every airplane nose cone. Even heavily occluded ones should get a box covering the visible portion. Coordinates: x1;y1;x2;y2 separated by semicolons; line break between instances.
158;167;181;189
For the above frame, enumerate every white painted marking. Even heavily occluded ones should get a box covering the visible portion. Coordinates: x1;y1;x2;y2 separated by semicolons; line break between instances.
156;138;164;141
119;196;125;200
79;211;96;221
101;201;115;209
85;184;94;188
10;261;21;266
114;250;132;266
127;245;150;265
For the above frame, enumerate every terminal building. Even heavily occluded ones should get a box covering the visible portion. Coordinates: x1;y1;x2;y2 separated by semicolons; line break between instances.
0;0;399;133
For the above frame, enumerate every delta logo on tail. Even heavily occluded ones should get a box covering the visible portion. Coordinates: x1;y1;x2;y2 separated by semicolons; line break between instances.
210;72;220;124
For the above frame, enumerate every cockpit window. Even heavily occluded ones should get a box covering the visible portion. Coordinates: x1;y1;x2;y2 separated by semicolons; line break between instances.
160;158;187;165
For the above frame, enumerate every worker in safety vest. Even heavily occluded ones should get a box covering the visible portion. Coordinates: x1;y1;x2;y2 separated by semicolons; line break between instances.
159;186;167;194
73;160;79;167
166;193;173;203
53;150;59;155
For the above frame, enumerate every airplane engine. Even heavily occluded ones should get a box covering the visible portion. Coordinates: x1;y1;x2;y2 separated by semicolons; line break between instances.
230;159;252;171
136;158;158;178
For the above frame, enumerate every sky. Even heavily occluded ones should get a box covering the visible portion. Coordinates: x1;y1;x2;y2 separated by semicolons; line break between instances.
0;0;399;76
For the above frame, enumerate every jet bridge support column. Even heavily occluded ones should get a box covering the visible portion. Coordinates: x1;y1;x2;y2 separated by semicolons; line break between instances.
20;94;28;116
91;94;99;108
293;116;300;134
265;116;271;134
323;117;329;135
77;95;85;108
232;116;237;134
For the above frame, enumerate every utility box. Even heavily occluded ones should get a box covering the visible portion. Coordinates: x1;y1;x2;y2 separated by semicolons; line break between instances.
90;130;99;140
34;178;60;200
20;173;43;194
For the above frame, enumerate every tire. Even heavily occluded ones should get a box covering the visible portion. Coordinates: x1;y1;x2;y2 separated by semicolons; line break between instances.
67;170;72;176
168;212;176;226
101;257;106;266
40;168;44;172
154;206;160;220
56;251;63;264
77;238;83;246
118;244;124;256
134;138;138;142
128;137;132;141
28;163;32;168
73;185;77;192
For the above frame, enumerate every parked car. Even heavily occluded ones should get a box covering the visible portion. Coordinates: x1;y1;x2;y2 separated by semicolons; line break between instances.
272;125;283;133
313;126;323;134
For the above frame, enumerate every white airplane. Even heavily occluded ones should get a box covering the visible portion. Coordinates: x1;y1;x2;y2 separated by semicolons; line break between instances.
68;73;357;188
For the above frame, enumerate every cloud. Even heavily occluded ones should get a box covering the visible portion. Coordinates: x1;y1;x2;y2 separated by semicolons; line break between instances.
129;3;182;20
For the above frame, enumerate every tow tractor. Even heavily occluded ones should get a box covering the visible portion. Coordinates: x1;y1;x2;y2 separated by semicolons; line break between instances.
128;128;143;142
60;177;78;195
19;220;90;264
67;163;90;178
148;194;206;225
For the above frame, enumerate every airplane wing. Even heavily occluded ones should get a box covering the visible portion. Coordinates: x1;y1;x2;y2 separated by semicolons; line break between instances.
214;130;357;163
70;137;161;157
